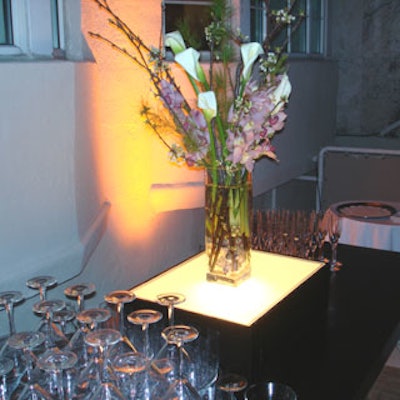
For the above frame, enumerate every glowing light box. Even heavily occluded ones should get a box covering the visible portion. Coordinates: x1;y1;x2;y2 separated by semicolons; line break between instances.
131;250;324;327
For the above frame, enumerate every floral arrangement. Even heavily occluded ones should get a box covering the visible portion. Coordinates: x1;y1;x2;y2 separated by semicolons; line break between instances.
90;0;304;282
90;0;304;174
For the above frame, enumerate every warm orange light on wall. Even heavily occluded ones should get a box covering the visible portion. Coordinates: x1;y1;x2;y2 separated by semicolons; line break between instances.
83;1;203;244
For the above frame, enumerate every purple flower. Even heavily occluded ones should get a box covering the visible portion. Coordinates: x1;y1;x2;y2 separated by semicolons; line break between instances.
159;79;184;109
181;109;210;167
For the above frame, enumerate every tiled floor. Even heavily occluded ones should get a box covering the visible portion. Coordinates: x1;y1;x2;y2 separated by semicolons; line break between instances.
366;365;400;399
366;343;400;399
386;343;400;369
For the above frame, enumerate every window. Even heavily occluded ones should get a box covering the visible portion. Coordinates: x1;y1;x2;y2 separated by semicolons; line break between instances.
250;0;326;55
0;0;12;45
0;0;63;57
163;0;212;51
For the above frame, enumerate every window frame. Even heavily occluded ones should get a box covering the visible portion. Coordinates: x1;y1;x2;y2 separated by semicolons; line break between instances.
0;0;13;46
0;0;64;58
250;0;328;57
162;0;213;56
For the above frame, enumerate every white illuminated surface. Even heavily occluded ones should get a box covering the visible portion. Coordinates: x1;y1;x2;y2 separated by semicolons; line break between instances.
131;251;325;327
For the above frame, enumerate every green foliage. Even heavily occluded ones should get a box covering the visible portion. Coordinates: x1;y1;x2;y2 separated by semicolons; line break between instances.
176;18;202;50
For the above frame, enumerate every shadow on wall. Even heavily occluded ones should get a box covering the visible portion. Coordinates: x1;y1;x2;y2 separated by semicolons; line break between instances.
0;201;111;336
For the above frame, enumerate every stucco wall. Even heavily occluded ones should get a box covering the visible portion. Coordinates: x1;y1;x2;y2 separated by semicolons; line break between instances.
331;0;400;137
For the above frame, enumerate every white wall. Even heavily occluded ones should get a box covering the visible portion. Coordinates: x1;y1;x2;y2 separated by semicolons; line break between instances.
0;61;93;331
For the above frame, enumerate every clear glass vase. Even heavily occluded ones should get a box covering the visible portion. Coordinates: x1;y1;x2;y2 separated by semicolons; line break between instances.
205;166;252;285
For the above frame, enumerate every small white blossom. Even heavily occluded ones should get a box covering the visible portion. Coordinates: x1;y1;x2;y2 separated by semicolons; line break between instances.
198;91;217;122
241;42;264;82
165;31;186;54
272;74;292;111
175;48;205;82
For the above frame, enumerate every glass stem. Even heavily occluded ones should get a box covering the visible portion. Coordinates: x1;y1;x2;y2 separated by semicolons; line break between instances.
0;375;7;399
39;287;46;301
331;242;338;269
98;346;106;382
51;370;65;399
77;295;84;312
5;303;15;336
143;324;150;359
118;303;125;336
168;305;174;326
178;342;184;379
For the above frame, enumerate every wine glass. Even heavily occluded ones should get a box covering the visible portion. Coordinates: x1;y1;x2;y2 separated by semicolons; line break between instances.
113;351;158;399
52;309;77;340
7;331;49;399
64;283;96;312
127;309;163;360
244;381;297;400
113;351;147;397
156;325;201;400
0;291;24;337
104;290;136;335
83;328;124;399
104;290;138;361
327;212;343;271
315;211;329;262
216;373;248;399
192;327;220;399
114;352;172;400
76;307;112;331
156;293;185;326
32;299;68;349
67;307;112;369
36;347;78;399
26;276;57;301
0;357;14;400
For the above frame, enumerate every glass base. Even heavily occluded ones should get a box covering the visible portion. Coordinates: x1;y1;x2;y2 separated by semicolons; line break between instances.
206;266;251;286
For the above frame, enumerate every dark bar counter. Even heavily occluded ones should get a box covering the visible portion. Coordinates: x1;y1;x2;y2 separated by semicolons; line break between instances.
126;245;400;400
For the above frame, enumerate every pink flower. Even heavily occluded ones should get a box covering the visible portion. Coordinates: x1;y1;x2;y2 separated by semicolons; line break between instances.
159;79;184;109
268;111;287;131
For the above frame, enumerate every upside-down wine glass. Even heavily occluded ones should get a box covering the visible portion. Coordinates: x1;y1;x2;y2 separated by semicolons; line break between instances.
113;352;148;399
327;212;343;272
33;299;68;350
216;373;248;400
127;309;163;360
104;290;137;357
52;309;77;340
112;351;172;400
26;276;57;301
244;381;298;400
7;331;50;400
315;211;329;262
64;283;96;313
156;293;185;326
36;347;78;400
0;291;25;386
0;291;24;338
0;357;14;400
83;328;125;399
76;307;112;331
67;307;112;369
158;325;201;400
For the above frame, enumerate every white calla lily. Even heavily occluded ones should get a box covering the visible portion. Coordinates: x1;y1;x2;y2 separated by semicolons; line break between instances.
165;31;186;54
198;91;217;122
241;42;264;81
272;74;292;110
175;48;205;82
